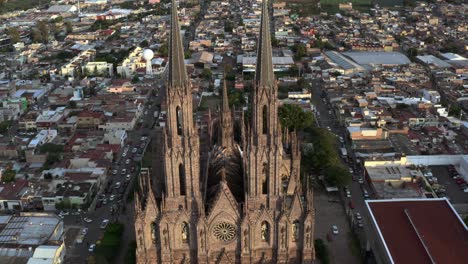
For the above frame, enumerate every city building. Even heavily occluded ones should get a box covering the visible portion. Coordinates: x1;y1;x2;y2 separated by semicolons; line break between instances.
365;198;468;264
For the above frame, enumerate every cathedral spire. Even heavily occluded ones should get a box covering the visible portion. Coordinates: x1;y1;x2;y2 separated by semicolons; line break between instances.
222;78;229;113
255;0;275;88
168;0;187;87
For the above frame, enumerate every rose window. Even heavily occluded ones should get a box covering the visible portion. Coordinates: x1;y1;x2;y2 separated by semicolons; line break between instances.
213;222;236;242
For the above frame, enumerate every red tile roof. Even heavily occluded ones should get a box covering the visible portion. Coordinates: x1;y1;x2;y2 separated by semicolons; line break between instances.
0;180;28;200
367;199;468;264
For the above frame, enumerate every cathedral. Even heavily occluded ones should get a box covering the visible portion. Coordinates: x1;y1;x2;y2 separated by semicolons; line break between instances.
134;0;316;263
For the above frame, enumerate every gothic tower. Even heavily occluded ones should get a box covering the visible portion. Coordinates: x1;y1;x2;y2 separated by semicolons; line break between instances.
218;79;234;147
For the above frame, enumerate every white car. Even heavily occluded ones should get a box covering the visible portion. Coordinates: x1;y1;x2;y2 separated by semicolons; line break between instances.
355;213;362;220
109;194;116;201
88;244;96;252
84;217;93;223
463;187;468;193
82;228;88;235
125;159;131;165
121;169;126;174
100;219;109;229
332;225;339;235
112;170;118;175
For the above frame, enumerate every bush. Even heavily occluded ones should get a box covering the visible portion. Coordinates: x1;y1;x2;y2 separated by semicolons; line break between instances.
314;239;330;264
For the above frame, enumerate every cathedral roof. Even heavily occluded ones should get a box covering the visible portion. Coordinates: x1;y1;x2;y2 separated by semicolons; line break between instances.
168;0;188;87
255;0;275;88
206;145;244;209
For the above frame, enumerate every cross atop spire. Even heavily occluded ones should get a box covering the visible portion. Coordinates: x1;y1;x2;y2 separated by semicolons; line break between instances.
168;0;187;87
255;0;275;88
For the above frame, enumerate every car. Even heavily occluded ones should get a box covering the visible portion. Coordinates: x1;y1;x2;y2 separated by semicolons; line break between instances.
88;244;96;252
82;228;88;235
126;174;131;181
349;201;355;209
358;177;364;184
344;187;351;198
121;169;126;174
102;198;108;205
100;219;109;229
141;136;147;141
453;175;461;180
112;170;117;175
115;182;121;189
332;225;339;235
463;188;468;193
349;168;354;174
363;189;370;199
357;221;364;228
355;213;362;220
109;194;116;201
60;211;69;216
122;152;127;158
132;147;138;154
84;217;93;223
456;178;466;185
125;159;131;165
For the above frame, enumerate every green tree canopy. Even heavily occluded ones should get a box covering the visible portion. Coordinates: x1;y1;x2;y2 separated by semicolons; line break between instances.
2;169;16;183
39;143;64;154
6;27;20;44
278;104;314;131
324;164;351;187
201;68;212;80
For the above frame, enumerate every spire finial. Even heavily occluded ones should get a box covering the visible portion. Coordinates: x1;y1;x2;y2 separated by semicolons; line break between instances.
168;0;187;87
255;0;274;87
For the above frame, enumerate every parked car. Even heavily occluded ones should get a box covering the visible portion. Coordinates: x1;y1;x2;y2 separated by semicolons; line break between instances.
126;174;131;181
358;177;364;184
355;212;362;220
82;228;88;235
112;170;117;175
115;182;121;189
88;244;96;252
362;189;370;199
102;198;108;205
344;187;351;198
121;169;127;175
109;194;116;201
84;217;93;223
332;225;339;235
357;221;364;228
132;147;138;154
100;219;109;229
125;159;131;165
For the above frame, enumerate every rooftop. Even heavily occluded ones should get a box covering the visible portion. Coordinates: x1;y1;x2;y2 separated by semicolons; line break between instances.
367;198;468;264
343;51;411;66
0;215;61;245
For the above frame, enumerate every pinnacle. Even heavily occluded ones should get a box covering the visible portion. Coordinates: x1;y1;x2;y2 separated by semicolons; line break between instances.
255;0;275;88
168;0;188;87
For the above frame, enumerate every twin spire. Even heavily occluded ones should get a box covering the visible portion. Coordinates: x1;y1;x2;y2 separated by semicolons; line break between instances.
168;0;188;87
168;0;275;88
255;0;275;88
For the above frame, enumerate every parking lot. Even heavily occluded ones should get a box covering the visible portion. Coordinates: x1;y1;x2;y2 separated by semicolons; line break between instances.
430;165;468;204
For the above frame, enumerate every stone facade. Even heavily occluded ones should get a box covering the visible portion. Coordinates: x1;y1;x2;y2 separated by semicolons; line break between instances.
134;0;315;263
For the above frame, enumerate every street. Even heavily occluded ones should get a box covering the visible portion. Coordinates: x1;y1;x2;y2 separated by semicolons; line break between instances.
310;78;375;262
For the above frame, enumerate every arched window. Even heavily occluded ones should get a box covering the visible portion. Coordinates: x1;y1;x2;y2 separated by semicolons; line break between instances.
179;164;186;196
262;163;268;194
176;106;182;135
182;222;189;243
150;222;156;243
260;221;270;243
292;220;300;242
262;105;268;134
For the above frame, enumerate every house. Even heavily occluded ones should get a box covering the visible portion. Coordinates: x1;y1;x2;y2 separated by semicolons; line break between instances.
76;111;104;129
103;129;127;146
0;180;29;211
82;61;114;77
27;245;66;264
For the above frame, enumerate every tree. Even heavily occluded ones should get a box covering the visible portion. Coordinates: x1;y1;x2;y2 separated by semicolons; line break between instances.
6;27;20;44
2;169;16;182
132;75;140;84
290;64;299;76
278;104;314;131
139;39;149;48
201;68;212;80
0;120;12;134
37;20;49;43
68;100;77;108
324;164;351;187
32;30;42;43
65;21;73;34
158;44;168;57
271;35;279;47
39;143;64;154
293;43;307;61
314;239;330;264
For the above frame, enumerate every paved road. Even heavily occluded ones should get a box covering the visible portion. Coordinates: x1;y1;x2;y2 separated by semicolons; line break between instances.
310;78;375;261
